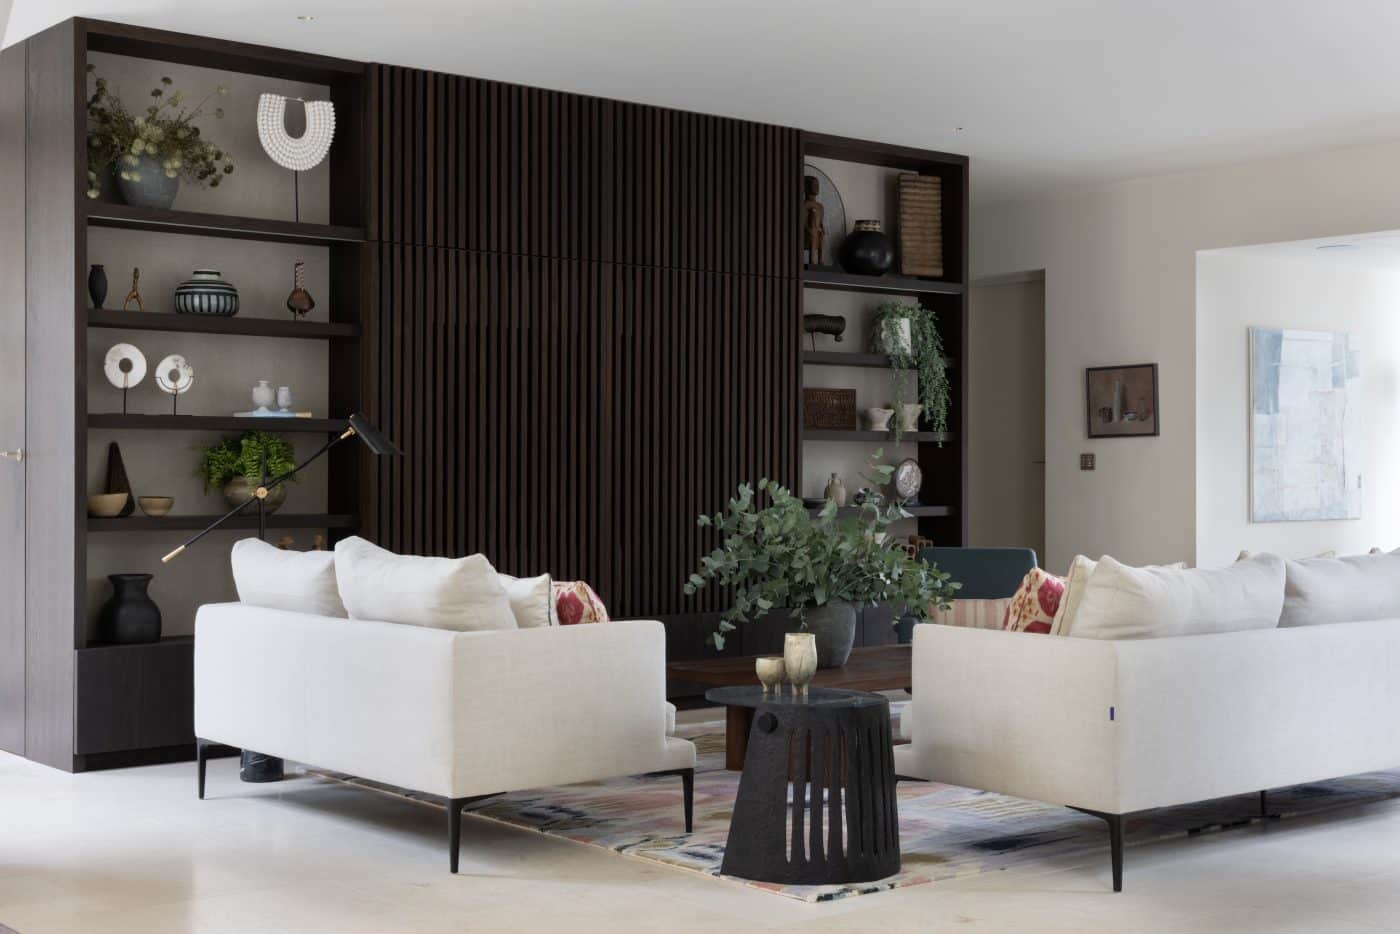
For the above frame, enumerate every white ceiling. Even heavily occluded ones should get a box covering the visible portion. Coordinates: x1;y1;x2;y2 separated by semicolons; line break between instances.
9;0;1400;205
1210;231;1400;272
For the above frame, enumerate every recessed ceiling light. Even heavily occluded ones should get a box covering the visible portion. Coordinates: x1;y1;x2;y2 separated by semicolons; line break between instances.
297;15;316;21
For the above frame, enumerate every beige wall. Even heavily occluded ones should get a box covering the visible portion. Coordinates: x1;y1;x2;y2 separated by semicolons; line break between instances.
973;138;1400;571
1195;248;1400;568
967;275;1045;561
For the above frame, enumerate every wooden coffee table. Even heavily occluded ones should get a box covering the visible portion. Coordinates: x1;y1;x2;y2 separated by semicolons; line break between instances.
667;645;911;769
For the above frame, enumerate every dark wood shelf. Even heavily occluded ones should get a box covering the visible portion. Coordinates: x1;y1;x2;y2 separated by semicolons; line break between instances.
88;414;349;433
802;269;963;297
803;131;969;171
805;504;957;518
802;351;955;369
88;513;355;532
802;429;955;443
87;308;360;339
79;635;193;652
85;203;366;246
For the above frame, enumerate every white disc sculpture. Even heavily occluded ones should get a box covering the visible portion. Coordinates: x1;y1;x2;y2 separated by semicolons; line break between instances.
257;94;336;172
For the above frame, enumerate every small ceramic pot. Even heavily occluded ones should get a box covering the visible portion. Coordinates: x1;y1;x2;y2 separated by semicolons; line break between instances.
137;496;175;517
174;269;240;316
251;379;276;411
840;219;894;276
823;473;847;507
224;476;287;514
875;317;912;356
755;657;787;694
898;403;923;432
87;492;129;518
864;407;894;431
276;386;294;411
116;154;179;211
783;632;818;696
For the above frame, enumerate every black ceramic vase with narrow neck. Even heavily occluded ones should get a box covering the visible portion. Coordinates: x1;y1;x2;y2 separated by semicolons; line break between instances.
97;573;162;644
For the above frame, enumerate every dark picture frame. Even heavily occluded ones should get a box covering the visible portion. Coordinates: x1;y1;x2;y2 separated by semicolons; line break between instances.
1085;364;1159;438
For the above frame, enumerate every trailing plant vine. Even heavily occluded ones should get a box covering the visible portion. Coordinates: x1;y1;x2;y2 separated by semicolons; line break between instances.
870;301;950;440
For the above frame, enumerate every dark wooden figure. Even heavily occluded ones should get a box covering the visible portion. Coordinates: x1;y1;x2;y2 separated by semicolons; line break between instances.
802;174;825;266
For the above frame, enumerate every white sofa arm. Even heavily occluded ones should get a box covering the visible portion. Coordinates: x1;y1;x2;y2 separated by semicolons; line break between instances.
894;623;1122;812
446;619;690;796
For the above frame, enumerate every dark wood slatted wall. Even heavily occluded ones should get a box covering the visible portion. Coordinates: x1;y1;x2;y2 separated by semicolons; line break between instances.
363;65;800;618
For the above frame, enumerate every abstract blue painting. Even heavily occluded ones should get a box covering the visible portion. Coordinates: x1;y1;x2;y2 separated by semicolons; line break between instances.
1250;328;1361;522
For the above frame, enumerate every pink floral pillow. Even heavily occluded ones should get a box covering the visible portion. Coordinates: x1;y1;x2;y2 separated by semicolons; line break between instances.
1002;568;1065;634
553;581;611;626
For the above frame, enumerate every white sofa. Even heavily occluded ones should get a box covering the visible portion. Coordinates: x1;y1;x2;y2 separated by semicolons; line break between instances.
194;603;696;871
894;555;1400;891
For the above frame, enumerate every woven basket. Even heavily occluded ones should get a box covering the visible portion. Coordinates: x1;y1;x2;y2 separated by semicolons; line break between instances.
897;174;943;278
803;387;857;430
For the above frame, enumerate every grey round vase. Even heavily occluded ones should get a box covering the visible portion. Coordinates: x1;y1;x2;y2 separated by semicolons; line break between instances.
116;154;179;210
803;601;858;668
224;476;287;514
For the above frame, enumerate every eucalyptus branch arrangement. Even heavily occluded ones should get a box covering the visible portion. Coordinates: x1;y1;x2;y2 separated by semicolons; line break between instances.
684;453;959;649
85;66;236;199
871;301;951;439
196;432;298;492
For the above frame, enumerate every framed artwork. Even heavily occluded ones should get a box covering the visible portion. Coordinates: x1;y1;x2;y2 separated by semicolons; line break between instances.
1249;328;1361;522
1085;364;1159;438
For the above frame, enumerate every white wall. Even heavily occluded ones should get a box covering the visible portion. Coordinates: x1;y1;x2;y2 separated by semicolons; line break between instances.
973;138;1400;572
1195;248;1400;567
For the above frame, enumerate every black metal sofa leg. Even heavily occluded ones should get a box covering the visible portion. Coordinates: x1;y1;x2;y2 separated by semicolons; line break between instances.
1107;813;1124;893
448;798;465;873
196;738;210;800
682;768;694;833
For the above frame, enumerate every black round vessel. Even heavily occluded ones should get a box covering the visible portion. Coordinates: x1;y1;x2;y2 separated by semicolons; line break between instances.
98;573;162;644
840;219;895;276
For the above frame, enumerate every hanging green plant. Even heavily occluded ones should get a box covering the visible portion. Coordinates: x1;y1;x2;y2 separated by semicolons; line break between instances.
870;301;951;440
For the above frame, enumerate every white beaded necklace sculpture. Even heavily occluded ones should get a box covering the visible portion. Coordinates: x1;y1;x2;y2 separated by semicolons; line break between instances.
257;93;335;220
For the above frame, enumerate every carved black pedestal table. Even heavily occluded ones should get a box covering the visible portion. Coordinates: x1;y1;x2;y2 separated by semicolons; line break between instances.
706;685;900;885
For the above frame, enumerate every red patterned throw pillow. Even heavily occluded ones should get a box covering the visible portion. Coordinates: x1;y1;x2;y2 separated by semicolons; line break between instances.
553;581;611;625
1002;568;1065;634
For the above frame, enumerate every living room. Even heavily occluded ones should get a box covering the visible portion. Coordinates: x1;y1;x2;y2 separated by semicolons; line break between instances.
4;2;1400;932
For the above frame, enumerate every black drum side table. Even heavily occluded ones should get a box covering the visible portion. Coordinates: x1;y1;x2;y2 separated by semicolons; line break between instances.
707;685;900;885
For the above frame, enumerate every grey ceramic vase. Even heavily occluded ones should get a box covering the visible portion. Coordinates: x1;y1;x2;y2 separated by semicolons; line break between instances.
116;154;179;210
223;476;287;514
804;601;858;668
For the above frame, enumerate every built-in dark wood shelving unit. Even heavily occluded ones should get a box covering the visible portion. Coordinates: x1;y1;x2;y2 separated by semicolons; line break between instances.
0;17;370;771
802;269;963;296
84;203;365;245
89;513;356;532
88;414;350;433
87;308;360;339
803;429;956;444
806;504;957;519
802;351;955;369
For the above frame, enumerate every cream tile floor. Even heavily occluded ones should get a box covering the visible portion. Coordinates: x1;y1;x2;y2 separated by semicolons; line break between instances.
4;748;1400;933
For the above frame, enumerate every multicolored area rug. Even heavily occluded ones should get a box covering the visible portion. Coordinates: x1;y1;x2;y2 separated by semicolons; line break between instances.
316;711;1400;903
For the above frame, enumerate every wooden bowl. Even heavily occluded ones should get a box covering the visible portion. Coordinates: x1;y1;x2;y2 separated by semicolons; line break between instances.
87;492;129;518
138;496;175;517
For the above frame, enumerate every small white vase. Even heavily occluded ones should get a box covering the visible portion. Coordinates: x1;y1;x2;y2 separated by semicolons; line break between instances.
783;633;817;696
898;403;923;432
251;379;276;412
276;386;294;411
823;473;847;507
864;407;894;431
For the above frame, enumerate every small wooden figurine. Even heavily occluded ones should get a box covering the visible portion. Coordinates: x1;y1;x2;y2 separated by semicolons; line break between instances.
287;260;315;321
121;267;144;312
802;175;825;267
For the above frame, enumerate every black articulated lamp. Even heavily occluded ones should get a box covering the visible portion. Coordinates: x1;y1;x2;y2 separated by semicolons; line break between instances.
163;413;401;782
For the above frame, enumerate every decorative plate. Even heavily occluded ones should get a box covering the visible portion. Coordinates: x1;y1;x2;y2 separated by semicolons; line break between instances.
154;354;195;395
103;343;147;389
893;457;923;502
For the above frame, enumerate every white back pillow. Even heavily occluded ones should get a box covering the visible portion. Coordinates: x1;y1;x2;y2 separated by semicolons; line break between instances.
1066;553;1284;640
231;537;347;618
498;573;557;628
1280;552;1400;627
334;536;517;631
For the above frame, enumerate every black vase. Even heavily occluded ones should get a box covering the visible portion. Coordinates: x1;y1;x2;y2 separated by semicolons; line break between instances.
840;219;895;276
97;573;161;644
88;264;108;310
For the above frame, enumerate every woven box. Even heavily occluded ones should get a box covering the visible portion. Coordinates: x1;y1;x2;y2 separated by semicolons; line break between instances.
897;173;944;278
803;387;857;430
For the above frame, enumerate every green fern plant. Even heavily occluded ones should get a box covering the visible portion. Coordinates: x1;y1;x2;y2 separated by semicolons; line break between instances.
196;432;298;492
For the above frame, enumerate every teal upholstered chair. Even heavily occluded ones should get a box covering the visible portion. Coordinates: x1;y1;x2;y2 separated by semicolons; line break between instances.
896;546;1039;642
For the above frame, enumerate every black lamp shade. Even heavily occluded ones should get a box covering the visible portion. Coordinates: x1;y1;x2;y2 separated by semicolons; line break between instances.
348;412;403;456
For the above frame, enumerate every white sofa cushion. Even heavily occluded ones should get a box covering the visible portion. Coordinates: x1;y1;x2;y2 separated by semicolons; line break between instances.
230;537;346;618
1066;553;1284;640
334;536;517;632
498;573;556;628
1280;552;1400;627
